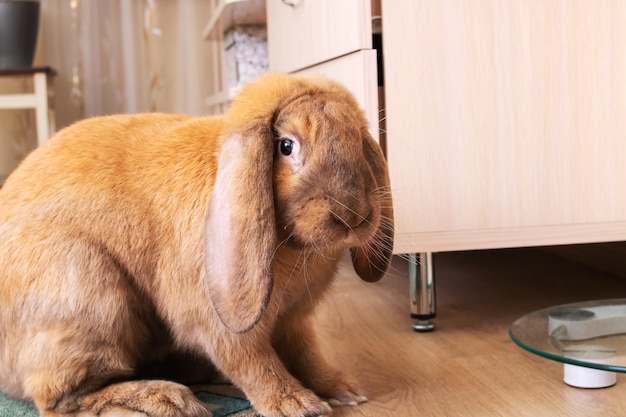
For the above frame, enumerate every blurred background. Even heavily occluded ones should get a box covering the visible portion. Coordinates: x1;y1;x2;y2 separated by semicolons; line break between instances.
0;0;227;182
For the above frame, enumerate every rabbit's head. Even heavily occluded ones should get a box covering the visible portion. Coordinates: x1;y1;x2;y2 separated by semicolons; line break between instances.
204;73;394;334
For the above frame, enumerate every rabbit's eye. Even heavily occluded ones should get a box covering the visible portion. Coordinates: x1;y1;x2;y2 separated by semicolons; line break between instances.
279;139;294;156
275;135;303;171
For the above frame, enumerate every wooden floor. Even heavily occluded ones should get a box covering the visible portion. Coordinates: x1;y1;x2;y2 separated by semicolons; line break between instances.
314;247;626;417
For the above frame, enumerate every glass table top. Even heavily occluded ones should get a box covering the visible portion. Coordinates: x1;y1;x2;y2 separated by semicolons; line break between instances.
510;299;626;374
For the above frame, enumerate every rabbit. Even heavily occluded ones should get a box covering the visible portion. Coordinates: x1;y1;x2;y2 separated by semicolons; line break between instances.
0;72;394;417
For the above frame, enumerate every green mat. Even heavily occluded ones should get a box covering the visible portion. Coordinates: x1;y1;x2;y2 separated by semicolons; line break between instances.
0;384;255;417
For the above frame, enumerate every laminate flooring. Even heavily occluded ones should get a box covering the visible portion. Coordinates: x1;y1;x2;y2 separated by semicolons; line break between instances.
314;247;626;417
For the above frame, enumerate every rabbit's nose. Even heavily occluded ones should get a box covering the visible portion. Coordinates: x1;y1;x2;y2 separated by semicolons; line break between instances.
329;203;372;231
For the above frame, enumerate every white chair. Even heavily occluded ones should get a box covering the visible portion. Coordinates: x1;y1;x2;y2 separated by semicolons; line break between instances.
0;66;56;147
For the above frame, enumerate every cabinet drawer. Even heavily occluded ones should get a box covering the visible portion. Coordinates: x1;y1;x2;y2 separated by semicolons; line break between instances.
295;50;379;142
267;0;372;73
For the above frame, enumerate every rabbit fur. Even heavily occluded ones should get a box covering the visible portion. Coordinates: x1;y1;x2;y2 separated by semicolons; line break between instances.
0;73;394;417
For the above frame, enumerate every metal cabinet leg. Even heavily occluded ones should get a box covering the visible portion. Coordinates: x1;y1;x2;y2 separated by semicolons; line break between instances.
409;252;436;332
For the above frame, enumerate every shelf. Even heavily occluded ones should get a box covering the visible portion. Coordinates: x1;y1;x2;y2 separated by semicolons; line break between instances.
203;0;266;40
205;86;240;108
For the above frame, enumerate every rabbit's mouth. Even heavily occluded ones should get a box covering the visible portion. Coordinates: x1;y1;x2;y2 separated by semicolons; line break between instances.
331;207;375;246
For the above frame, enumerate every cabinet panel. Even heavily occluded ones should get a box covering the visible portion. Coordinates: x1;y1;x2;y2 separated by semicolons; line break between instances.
383;0;626;253
267;0;372;73
295;50;379;142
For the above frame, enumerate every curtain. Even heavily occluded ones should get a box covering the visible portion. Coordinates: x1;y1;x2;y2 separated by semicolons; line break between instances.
1;0;222;181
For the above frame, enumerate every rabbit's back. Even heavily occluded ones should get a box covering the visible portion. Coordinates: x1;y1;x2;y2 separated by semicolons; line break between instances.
1;113;219;217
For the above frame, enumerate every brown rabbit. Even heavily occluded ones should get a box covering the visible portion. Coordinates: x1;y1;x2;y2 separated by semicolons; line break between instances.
0;73;393;417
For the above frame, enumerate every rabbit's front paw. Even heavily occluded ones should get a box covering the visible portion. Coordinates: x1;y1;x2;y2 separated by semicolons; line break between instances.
325;385;368;408
252;386;331;417
311;372;368;408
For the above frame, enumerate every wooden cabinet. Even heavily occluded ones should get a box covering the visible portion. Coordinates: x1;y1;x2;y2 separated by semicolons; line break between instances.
383;0;626;254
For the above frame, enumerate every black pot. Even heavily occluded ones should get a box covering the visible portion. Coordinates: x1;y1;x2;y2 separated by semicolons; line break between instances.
0;0;40;69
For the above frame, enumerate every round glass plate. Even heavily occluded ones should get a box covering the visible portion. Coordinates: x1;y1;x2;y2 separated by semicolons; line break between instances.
510;299;626;373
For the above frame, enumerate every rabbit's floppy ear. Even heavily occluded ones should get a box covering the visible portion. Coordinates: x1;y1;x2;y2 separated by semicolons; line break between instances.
350;131;395;283
204;128;276;334
204;76;290;334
